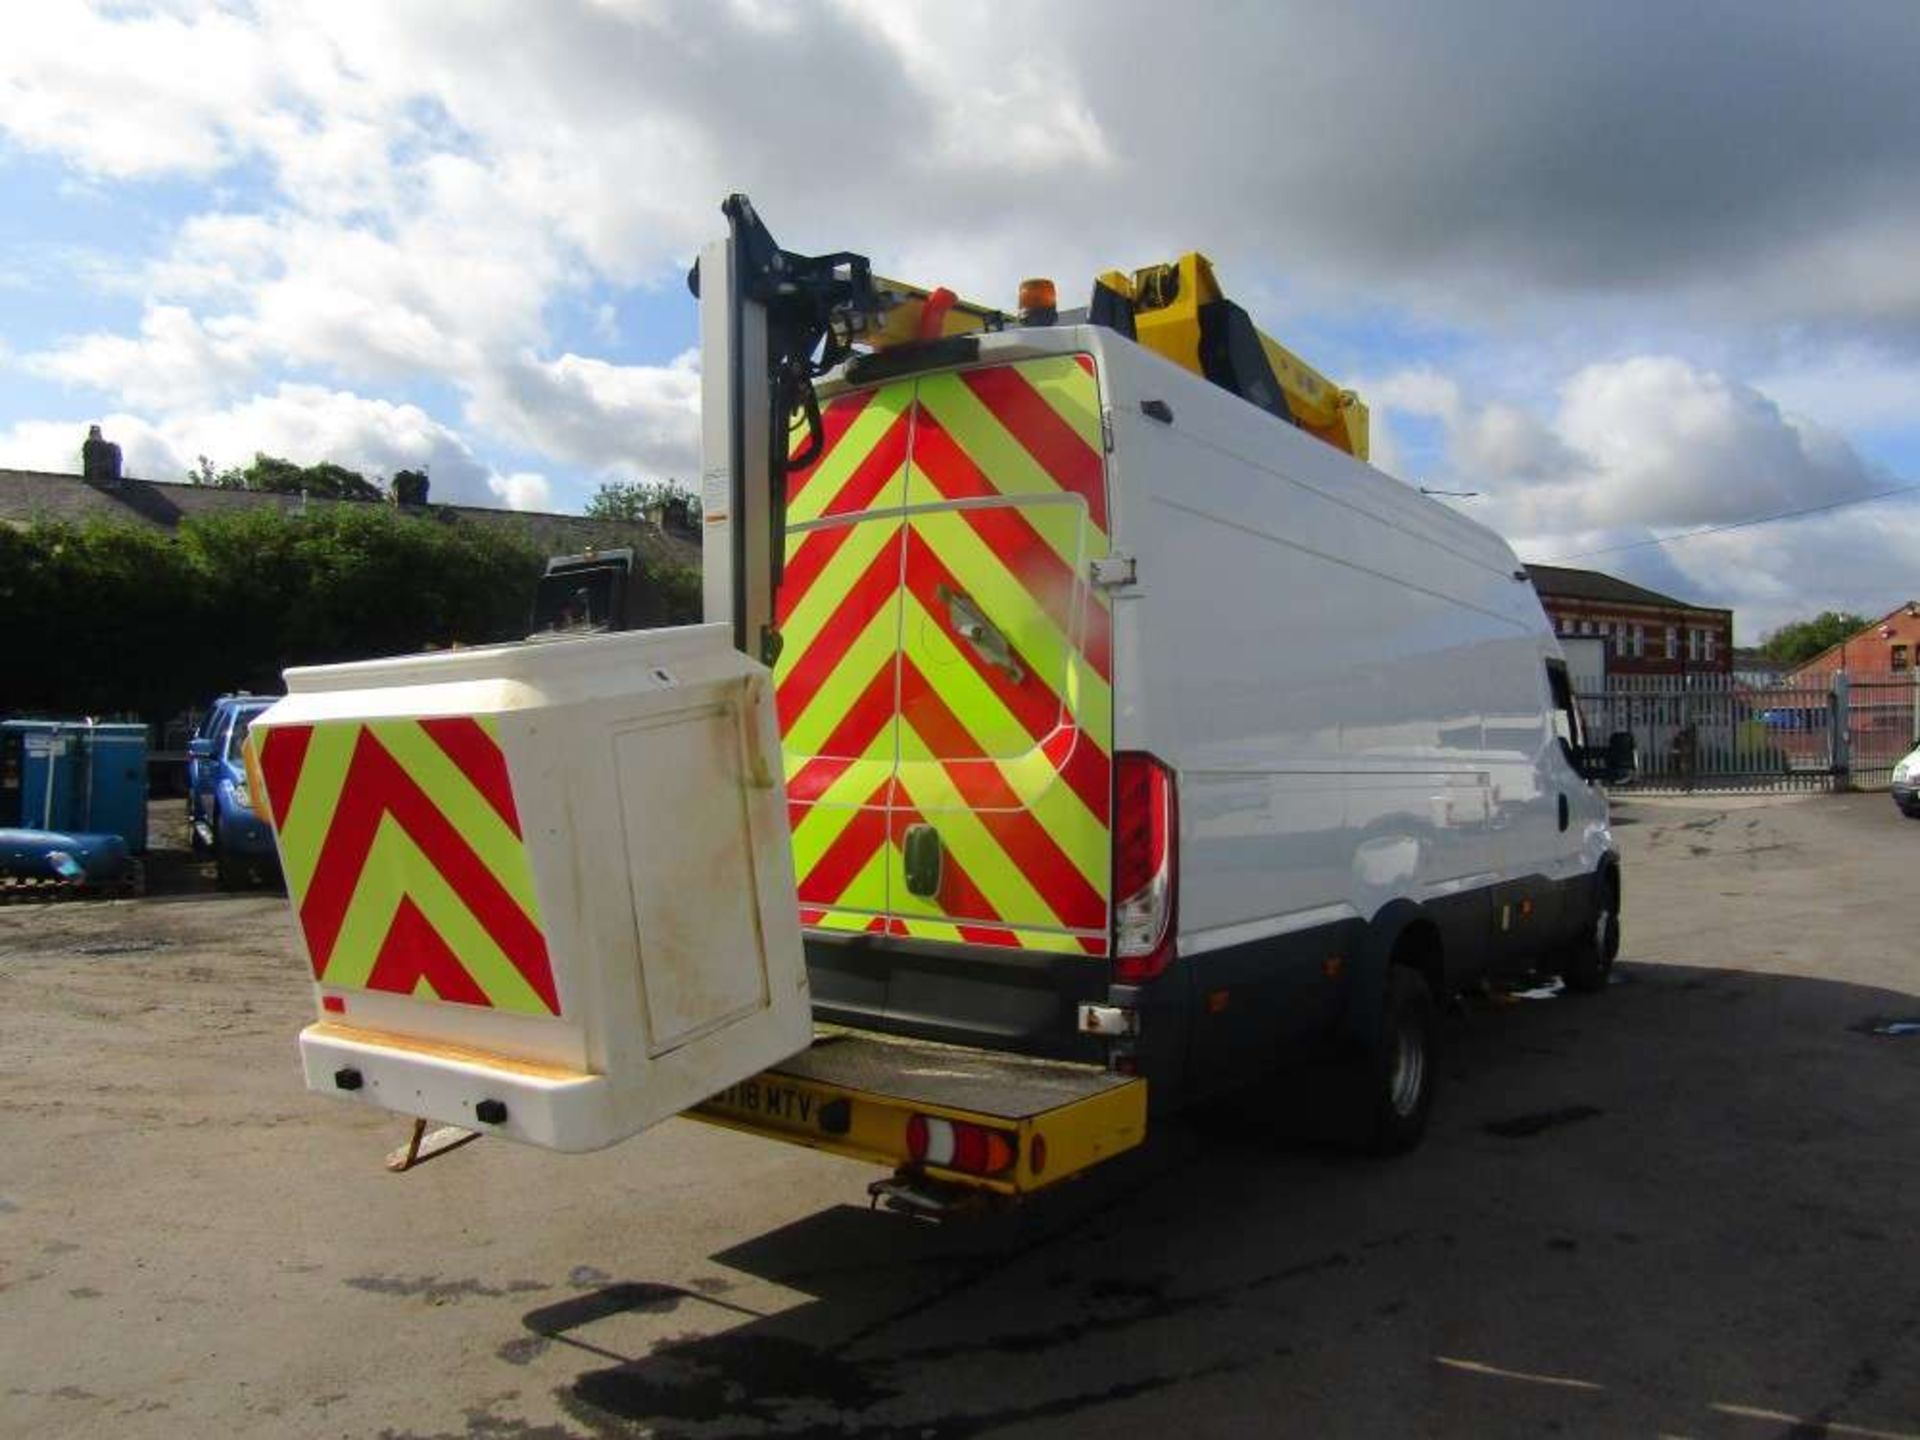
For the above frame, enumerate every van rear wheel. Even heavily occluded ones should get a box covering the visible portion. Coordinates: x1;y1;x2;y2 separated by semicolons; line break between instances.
1358;964;1437;1156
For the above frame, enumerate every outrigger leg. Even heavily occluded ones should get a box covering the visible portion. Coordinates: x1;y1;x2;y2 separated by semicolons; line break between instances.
384;1118;481;1173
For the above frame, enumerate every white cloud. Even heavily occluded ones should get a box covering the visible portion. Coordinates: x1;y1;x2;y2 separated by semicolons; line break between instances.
1362;367;1581;489
488;472;554;512
0;414;178;480
838;2;1112;175
1365;354;1903;636
1643;504;1920;644
466;349;702;480
1753;346;1920;436
1541;357;1879;531
1366;369;1461;422
28;305;257;409
6;2;1918;328
1451;402;1579;485
1372;355;1884;536
169;205;558;382
4;0;1918;580
0;5;276;179
0;385;503;505
174;384;500;503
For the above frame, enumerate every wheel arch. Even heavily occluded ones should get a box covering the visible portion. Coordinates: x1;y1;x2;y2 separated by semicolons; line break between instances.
1388;916;1444;1000
1343;899;1445;1048
1597;850;1622;915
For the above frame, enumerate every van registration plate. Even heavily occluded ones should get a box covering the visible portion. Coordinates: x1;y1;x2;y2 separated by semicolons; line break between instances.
701;1076;831;1130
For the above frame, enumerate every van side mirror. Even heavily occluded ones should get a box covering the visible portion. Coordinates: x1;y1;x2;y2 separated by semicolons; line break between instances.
187;738;213;760
1575;731;1636;784
1578;730;1636;784
1603;730;1637;784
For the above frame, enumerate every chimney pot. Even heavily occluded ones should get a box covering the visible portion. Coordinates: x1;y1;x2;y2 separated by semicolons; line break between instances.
81;424;123;488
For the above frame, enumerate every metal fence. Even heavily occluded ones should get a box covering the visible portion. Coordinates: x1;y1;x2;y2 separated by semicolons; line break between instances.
1843;673;1920;789
1574;671;1920;793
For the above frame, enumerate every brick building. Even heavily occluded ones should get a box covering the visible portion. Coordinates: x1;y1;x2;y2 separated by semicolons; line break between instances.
1786;602;1920;682
1526;564;1733;676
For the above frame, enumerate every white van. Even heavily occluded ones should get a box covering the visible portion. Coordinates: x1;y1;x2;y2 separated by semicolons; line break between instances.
779;322;1628;1154
261;211;1631;1186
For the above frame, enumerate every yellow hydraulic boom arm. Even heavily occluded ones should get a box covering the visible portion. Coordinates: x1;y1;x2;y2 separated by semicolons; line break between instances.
857;254;1369;463
1094;253;1368;461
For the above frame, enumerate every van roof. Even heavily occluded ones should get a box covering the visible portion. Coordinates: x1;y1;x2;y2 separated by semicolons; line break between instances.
820;323;1529;589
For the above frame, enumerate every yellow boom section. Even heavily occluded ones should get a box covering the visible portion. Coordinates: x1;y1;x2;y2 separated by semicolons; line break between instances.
860;255;1368;463
1098;253;1368;460
863;274;1006;347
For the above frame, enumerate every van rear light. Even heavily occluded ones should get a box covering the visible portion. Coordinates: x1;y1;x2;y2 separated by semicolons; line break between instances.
905;1114;1017;1176
1112;751;1176;982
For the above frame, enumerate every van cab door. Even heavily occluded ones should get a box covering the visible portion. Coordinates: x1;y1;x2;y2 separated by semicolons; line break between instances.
1534;657;1600;945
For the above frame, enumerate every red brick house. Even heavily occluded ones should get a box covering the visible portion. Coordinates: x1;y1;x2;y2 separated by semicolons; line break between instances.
1526;564;1733;676
1786;602;1920;682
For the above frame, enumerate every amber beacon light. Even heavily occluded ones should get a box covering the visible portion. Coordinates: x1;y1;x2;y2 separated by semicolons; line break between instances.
1018;277;1058;324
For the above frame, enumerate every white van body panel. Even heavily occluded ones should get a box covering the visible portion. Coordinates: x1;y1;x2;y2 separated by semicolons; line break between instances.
1066;328;1611;959
799;325;1617;1094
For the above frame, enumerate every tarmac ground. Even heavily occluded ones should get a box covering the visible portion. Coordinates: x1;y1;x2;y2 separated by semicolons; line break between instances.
3;791;1917;1438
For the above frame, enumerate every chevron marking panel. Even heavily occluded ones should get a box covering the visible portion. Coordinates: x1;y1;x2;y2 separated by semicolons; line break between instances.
258;716;560;1016
775;354;1113;955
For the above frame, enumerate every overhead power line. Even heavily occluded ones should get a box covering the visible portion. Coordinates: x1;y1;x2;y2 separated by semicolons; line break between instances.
1546;476;1920;562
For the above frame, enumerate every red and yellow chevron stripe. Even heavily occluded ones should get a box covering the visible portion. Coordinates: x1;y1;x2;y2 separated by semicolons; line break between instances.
776;353;1112;955
256;716;560;1016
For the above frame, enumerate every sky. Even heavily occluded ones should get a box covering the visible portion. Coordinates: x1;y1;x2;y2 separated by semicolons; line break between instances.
3;1;1918;641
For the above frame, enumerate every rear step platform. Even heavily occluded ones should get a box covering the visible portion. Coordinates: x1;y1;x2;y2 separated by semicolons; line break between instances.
690;1027;1146;1199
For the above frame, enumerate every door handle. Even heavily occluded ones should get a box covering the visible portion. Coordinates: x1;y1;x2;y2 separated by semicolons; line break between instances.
903;823;943;898
935;584;1025;684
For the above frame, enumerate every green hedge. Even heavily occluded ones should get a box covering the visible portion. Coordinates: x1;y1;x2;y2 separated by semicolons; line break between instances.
0;506;698;725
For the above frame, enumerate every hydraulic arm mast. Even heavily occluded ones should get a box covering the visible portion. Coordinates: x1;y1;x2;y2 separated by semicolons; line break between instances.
692;196;880;665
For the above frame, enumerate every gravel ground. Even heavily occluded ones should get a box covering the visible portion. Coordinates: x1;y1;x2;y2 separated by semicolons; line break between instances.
2;792;1917;1438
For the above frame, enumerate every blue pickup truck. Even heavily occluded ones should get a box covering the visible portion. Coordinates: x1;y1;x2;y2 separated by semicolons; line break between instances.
188;694;279;888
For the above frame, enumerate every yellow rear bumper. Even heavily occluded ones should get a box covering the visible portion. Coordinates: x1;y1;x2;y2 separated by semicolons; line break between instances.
690;1027;1146;1197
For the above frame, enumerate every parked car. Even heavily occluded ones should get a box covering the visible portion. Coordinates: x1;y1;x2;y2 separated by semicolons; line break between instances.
188;694;279;887
185;695;248;818
1891;742;1920;818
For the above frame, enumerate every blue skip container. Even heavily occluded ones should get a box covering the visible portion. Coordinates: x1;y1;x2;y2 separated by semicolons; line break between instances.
0;720;149;853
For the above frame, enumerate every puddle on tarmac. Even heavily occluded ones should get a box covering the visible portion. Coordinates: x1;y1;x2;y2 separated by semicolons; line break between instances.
1482;1104;1605;1139
1850;1016;1920;1038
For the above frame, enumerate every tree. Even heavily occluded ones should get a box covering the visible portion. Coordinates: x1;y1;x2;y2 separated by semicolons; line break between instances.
584;479;700;526
188;454;246;489
1760;611;1872;665
239;453;384;502
0;510;547;726
188;452;384;500
0;518;203;719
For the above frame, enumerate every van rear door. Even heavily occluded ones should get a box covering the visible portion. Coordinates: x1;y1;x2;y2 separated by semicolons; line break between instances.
775;353;1113;958
775;381;914;936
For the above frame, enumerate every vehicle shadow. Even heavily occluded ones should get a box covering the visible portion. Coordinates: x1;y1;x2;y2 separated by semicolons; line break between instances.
514;960;1920;1440
137;826;284;902
137;803;232;900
